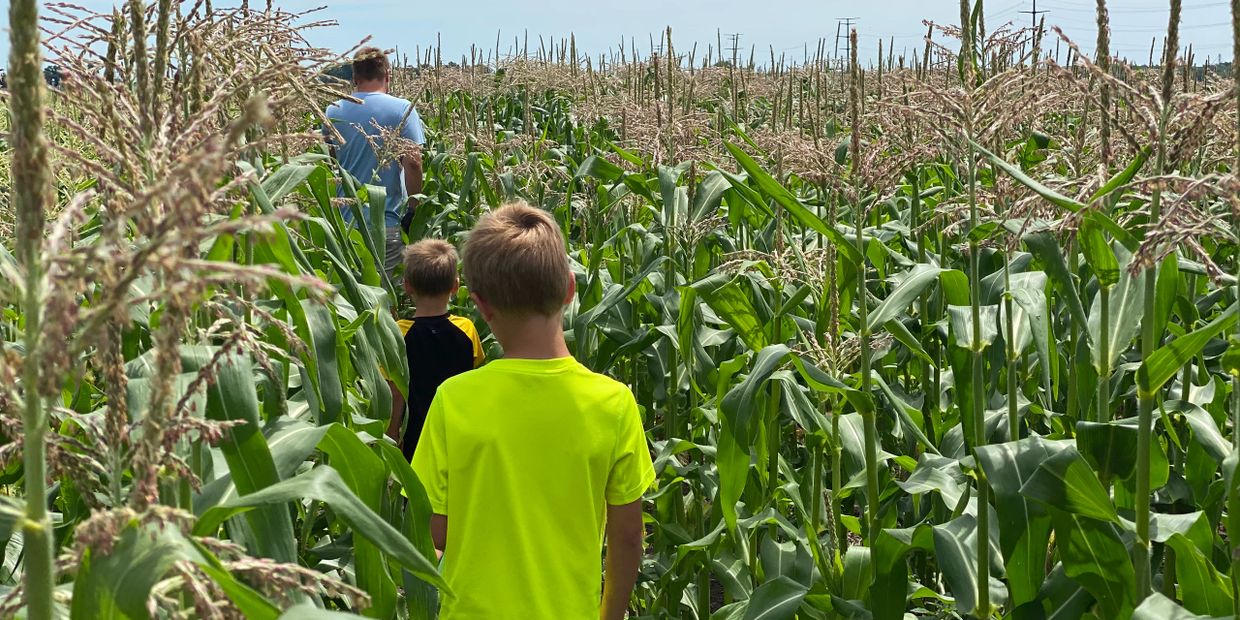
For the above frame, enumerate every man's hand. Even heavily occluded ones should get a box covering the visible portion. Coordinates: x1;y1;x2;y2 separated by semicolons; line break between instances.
601;500;644;620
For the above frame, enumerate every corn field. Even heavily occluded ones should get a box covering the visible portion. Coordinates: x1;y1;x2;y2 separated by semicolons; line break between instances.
1;0;1240;618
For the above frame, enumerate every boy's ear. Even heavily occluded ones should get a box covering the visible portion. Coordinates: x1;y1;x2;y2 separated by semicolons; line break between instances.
470;291;494;322
451;277;460;295
563;273;577;305
403;279;415;297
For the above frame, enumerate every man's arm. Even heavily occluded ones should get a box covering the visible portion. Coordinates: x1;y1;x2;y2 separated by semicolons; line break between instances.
600;500;644;620
385;380;405;444
401;150;423;209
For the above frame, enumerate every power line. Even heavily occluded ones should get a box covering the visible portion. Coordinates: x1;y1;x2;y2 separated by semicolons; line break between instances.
1039;0;1229;14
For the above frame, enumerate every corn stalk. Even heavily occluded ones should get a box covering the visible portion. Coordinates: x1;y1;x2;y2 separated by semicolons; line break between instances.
8;0;53;617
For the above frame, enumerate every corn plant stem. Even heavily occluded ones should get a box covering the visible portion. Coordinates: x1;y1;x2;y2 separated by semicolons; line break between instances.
1004;252;1018;441
1066;240;1080;424
956;36;991;615
832;406;846;556
965;142;991;619
10;0;53;616
1231;2;1240;608
857;207;880;546
1135;114;1169;600
1097;285;1111;423
1232;368;1240;610
767;275;784;498
912;173;937;443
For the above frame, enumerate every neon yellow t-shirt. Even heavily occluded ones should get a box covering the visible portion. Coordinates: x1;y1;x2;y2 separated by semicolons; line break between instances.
411;356;655;619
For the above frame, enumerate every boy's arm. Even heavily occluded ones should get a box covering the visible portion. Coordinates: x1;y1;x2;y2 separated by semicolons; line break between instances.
601;500;644;620
430;513;447;552
385;380;405;444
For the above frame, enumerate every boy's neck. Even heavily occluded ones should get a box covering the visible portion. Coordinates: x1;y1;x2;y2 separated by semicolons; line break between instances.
412;295;451;318
489;312;572;360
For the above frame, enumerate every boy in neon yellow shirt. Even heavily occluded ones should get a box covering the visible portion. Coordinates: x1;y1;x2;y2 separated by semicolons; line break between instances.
412;202;654;619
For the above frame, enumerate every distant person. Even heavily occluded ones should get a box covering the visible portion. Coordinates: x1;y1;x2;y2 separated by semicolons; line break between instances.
385;239;484;461
324;46;425;277
412;202;655;619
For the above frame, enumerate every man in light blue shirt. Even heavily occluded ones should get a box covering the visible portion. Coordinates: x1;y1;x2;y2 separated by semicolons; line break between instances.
325;46;426;276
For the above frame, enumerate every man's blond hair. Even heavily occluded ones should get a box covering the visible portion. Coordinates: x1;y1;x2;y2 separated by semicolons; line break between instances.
464;202;570;316
403;239;458;297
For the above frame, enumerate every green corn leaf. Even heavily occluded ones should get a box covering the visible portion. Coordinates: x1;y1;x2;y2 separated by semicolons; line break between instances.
1138;303;1239;398
1088;247;1146;373
758;538;813;587
318;425;399;619
723;141;863;266
970;140;1086;212
1087;148;1150;204
192;465;448;592
376;442;439;620
1022;230;1089;332
300;299;346;422
195;562;281;620
1020;447;1118;523
1133;592;1230;620
574;154;624;182
1078;218;1119;288
1163;533;1234;616
196;417;331;513
693;273;768;351
1049;510;1137;619
739;576;809;620
1075;417;1168;490
870;526;934;620
198;348;298;563
1165;401;1230;463
883;317;934;365
278;605;370;619
975;437;1067;607
931;514;1005;617
866;264;948;330
71;525;186;620
691;170;731;219
947;304;1000;351
1153;253;1180;340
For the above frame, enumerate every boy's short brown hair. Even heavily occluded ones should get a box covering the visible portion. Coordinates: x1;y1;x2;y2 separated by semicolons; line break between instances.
403;239;458;297
464;202;570;316
352;46;390;83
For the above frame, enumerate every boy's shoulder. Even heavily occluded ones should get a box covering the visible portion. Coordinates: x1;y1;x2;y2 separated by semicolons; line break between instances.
446;314;477;334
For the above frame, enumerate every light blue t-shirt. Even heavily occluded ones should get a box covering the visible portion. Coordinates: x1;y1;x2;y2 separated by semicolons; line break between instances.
325;92;426;228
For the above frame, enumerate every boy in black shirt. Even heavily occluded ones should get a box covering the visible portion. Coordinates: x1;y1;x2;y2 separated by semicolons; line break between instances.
386;239;484;460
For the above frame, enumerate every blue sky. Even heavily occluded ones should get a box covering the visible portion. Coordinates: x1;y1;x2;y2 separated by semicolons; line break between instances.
2;0;1236;66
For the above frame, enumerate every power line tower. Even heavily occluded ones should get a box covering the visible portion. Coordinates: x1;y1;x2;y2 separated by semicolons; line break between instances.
1020;0;1049;32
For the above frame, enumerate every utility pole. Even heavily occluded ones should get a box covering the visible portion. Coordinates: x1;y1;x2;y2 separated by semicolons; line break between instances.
726;32;742;67
835;17;858;69
1020;0;1049;32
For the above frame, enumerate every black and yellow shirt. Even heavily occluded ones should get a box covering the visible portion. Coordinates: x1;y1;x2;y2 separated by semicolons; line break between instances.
396;314;484;461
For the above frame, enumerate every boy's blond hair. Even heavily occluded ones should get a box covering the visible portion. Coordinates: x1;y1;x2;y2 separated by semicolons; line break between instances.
463;201;570;316
402;239;458;297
